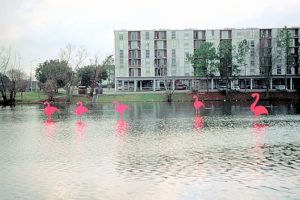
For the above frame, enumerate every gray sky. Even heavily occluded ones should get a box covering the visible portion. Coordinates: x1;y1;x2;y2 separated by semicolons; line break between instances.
1;0;299;74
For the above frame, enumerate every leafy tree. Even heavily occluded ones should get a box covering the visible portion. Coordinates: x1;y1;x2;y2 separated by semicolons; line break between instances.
188;42;217;92
235;39;250;71
35;59;72;91
218;39;233;95
76;65;107;87
217;39;249;95
277;26;295;89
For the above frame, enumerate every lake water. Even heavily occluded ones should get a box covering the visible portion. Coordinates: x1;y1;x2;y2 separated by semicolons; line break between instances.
0;101;300;199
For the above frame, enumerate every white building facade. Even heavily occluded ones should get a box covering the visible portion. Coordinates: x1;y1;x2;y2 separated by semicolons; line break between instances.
114;27;300;91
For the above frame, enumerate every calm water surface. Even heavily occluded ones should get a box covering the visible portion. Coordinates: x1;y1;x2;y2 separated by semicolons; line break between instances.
0;101;300;200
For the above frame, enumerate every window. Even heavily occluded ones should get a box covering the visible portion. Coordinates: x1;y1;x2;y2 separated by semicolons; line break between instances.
171;69;176;76
119;50;124;58
250;60;255;66
185;52;189;63
250;40;255;48
184;32;189;39
277;65;282;74
172;49;176;57
146;50;150;58
120;58;124;65
184;42;189;48
119;34;123;40
171;31;176;39
129;41;140;49
172;58;176;67
145;32;149;40
250;49;255;57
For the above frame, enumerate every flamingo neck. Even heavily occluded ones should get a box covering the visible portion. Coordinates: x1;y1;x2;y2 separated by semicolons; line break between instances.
45;102;50;107
251;94;259;110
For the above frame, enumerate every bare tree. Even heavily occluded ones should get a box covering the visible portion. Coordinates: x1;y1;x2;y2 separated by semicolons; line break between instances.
163;77;175;102
89;54;113;97
0;47;22;106
58;44;87;102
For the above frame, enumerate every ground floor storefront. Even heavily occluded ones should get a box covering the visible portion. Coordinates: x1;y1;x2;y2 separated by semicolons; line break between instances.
115;75;300;92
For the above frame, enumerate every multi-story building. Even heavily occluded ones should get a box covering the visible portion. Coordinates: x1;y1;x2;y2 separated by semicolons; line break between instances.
114;27;300;92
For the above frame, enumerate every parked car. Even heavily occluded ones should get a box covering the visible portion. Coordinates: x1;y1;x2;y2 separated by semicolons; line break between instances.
218;85;227;91
231;85;240;91
275;85;286;92
117;84;134;90
175;84;187;90
78;86;87;95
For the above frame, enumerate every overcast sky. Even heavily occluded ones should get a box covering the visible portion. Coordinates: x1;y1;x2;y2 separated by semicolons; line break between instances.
1;0;299;74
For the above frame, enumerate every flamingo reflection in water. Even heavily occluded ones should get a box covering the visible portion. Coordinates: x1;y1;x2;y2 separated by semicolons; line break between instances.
76;121;87;139
194;116;204;133
252;121;269;148
115;119;128;136
44;119;57;139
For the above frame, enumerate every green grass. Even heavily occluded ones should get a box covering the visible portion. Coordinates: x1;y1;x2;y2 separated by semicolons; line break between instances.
15;91;66;103
96;93;193;103
15;91;48;103
13;91;194;104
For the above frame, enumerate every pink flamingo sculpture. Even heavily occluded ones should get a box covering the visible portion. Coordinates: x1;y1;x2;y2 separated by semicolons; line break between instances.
250;93;269;121
193;95;205;116
43;101;60;120
112;100;129;119
74;101;89;121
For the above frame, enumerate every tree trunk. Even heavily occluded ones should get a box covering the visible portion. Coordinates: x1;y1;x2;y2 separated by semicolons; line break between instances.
206;76;209;92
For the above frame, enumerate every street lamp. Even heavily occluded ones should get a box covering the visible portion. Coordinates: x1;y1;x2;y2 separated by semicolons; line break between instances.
30;58;41;91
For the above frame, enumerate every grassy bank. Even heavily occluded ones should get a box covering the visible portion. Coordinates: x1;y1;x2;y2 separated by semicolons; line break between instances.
13;90;300;105
96;92;191;103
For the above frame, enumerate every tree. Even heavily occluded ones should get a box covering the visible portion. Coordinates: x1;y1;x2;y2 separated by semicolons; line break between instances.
0;47;23;107
35;59;72;91
76;65;108;87
277;26;294;89
7;69;28;99
43;79;57;100
188;42;217;92
218;39;233;95
88;55;113;97
217;39;249;95
235;39;250;71
58;44;87;102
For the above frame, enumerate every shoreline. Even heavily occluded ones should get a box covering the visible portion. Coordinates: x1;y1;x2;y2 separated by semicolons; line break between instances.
11;90;300;105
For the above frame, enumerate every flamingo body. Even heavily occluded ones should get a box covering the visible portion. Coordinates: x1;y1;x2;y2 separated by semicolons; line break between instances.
44;101;60;120
74;101;89;121
250;93;269;118
112;100;129;118
193;95;205;116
